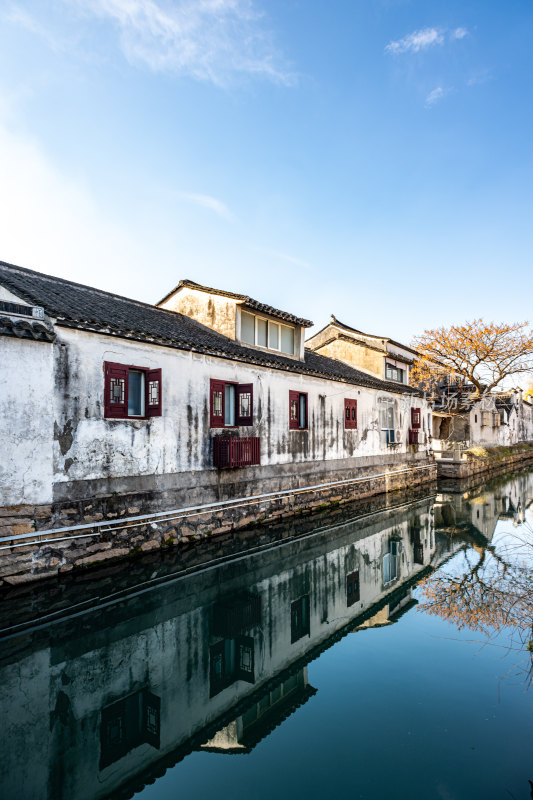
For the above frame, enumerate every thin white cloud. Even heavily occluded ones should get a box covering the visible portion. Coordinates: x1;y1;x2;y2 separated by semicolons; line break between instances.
4;4;69;53
452;27;468;40
386;27;443;55
178;192;234;221
425;86;447;107
467;69;491;86
68;0;295;86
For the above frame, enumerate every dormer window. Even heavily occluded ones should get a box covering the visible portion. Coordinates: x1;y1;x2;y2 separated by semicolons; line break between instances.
241;310;296;356
385;362;405;383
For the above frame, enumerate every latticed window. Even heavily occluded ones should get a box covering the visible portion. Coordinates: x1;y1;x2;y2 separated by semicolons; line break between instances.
209;636;255;697
344;398;357;429
148;378;160;408
210;379;253;427
100;688;160;769
239;390;251;420
110;376;125;404
104;362;162;419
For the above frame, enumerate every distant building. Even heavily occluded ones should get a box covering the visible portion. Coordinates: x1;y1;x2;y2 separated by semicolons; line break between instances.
306;314;418;386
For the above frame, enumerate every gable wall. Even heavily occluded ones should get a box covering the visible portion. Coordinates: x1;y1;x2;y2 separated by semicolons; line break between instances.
310;337;385;379
158;287;237;340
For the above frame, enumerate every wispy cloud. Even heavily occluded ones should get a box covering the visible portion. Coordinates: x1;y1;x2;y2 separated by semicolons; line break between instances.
386;27;443;55
385;25;469;55
425;86;448;107
467;69;491;87
452;27;468;40
68;0;295;86
4;4;69;53
178;192;234;221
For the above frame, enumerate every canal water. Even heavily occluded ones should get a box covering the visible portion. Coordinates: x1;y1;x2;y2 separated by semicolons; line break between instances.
1;469;533;800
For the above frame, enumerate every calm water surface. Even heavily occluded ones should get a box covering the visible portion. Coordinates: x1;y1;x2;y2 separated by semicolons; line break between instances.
2;471;533;800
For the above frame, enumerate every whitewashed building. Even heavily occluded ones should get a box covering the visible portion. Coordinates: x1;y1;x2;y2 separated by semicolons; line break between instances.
0;260;434;532
431;387;533;452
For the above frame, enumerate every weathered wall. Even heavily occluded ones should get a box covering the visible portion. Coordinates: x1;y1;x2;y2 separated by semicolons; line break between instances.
158;287;237;340
0;455;436;585
0;338;55;506
305;336;385;379
469;396;533;447
48;326;430;497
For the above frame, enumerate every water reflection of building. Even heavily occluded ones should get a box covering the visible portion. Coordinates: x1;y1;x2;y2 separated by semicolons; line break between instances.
201;668;316;754
434;468;533;547
0;492;468;800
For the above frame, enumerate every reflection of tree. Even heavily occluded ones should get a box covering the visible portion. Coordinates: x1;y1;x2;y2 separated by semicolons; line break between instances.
419;526;533;641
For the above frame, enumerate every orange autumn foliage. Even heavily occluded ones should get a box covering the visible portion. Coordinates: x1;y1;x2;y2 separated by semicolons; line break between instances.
411;319;533;397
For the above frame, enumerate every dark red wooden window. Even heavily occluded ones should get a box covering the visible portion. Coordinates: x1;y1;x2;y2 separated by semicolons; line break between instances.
210;380;253;427
411;407;421;429
236;384;253;426
344;399;357;429
210;379;225;428
289;390;307;430
105;362;129;419
147;369;162;417
104;362;162;420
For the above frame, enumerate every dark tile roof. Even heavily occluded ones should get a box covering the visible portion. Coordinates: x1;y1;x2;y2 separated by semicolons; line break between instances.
0;259;421;396
0;315;55;342
310;315;419;357
158;278;313;327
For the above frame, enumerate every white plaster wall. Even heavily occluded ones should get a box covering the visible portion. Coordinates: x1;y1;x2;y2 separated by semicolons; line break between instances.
52;327;432;487
0;337;54;505
469;395;533;447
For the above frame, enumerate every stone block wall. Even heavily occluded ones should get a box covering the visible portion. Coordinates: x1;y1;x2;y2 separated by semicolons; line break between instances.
0;458;436;587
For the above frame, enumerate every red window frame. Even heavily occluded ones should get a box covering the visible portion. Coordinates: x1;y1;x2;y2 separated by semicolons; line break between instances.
344;398;357;430
289;390;308;430
104;362;162;420
411;407;421;429
210;379;254;428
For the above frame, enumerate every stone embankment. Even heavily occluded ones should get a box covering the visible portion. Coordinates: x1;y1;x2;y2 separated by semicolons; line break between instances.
436;442;533;481
0;459;436;587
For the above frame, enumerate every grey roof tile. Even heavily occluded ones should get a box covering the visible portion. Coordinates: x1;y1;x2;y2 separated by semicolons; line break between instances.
159;279;313;327
0;260;421;395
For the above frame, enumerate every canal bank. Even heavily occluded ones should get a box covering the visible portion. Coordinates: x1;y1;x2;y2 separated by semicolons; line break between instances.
435;441;533;480
0;456;435;586
1;468;532;800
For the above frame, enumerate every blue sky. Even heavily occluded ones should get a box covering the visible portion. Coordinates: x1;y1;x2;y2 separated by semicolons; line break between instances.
0;0;531;343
